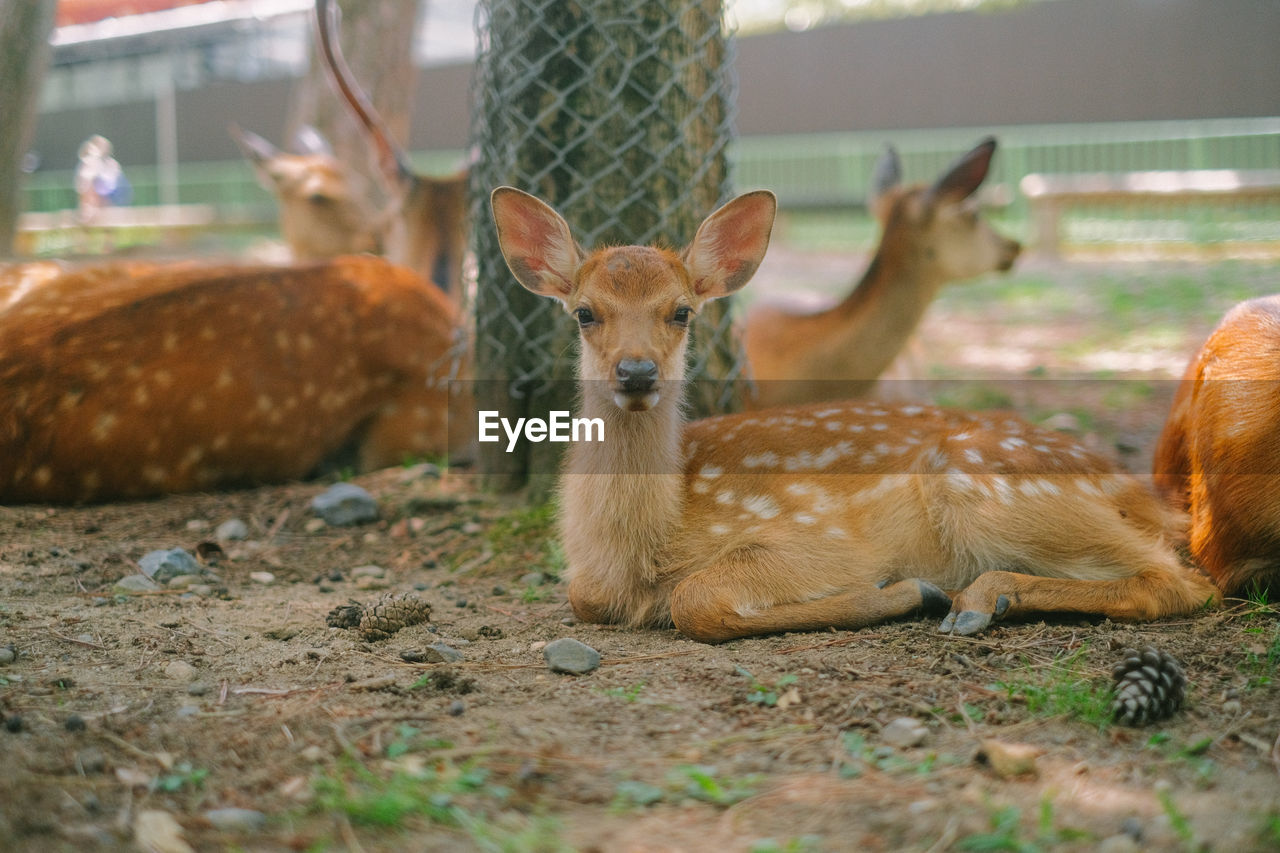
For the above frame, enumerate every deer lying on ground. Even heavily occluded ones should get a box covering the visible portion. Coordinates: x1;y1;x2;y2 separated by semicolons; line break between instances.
0;256;469;504
230;123;379;261
743;138;1021;408
490;186;1217;642
1153;295;1280;596
314;0;468;300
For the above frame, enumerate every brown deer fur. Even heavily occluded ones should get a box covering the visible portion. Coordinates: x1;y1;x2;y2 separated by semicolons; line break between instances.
490;186;1217;643
744;138;1020;408
1154;295;1280;596
0;256;468;504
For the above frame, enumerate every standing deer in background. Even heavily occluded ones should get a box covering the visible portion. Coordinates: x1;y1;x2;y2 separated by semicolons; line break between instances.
0;256;469;504
230;123;379;261
1154;295;1280;597
490;186;1216;642
743;138;1021;408
315;0;468;300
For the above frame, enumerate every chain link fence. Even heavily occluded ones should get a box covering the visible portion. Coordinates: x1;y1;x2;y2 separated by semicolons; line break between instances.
468;0;745;491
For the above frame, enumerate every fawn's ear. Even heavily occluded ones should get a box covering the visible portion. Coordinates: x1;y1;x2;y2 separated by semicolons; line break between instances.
490;187;582;303
683;190;776;300
927;137;996;205
868;144;902;224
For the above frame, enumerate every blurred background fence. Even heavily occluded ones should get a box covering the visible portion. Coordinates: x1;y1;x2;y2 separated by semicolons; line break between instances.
19;116;1280;258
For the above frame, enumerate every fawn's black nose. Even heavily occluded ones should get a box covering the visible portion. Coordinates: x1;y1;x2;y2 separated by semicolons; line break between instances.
616;359;658;394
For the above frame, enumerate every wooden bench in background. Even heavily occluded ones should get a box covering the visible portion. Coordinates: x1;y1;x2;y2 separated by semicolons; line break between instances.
1020;169;1280;258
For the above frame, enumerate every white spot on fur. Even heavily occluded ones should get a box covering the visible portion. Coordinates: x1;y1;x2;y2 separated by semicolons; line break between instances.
963;448;984;465
743;451;781;468
699;464;724;479
716;490;736;505
709;523;730;536
742;495;781;519
794;513;817;525
692;480;711;495
1000;437;1028;451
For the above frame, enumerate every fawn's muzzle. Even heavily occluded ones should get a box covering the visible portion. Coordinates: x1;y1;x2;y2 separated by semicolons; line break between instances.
616;359;658;394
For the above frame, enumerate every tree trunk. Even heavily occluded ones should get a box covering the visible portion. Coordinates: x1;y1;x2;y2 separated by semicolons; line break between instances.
288;0;422;201
470;0;741;496
0;1;57;258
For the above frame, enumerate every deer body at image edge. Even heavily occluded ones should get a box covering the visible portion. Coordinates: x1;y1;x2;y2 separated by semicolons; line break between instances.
744;138;1021;408
490;186;1217;643
1154;294;1280;596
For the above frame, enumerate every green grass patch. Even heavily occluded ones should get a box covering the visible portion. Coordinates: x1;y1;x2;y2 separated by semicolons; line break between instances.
995;646;1113;729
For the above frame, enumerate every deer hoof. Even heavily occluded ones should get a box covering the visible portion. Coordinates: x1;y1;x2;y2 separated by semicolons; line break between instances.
939;609;990;636
916;580;952;615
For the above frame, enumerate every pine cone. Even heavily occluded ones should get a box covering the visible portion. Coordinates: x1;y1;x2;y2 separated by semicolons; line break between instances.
325;594;432;641
1111;646;1187;727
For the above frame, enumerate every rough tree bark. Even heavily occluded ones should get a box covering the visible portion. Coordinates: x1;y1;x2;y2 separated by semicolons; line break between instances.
0;1;58;257
470;0;741;495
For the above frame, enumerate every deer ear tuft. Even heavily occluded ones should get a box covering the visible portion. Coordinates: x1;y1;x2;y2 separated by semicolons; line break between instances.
683;191;777;300
490;187;582;302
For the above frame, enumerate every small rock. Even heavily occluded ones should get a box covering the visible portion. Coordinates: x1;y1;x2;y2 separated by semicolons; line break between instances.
491;585;507;596
215;519;249;541
249;571;275;585
186;683;212;696
399;462;441;482
185;519;210;532
5;715;23;733
399;650;428;663
424;642;464;663
1040;412;1082;433
76;746;106;774
1222;698;1242;715
447;700;466;716
354;575;389;591
544;638;601;675
310;483;379;526
167;574;205;590
114;574;161;594
976;739;1041;779
299;745;325;762
133;810;193;853
461;521;483;535
175;705;201;719
204;807;267;833
0;645;16;665
139;548;202;583
520;571;546;587
347;674;398;692
351;565;386;579
163;660;198;682
65;714;87;732
1097;834;1139;853
881;717;929;749
304;518;327;534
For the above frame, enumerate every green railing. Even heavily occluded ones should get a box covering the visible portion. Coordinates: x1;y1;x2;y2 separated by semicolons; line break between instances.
19;117;1280;253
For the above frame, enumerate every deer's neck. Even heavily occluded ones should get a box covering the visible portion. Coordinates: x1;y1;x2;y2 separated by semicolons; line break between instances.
558;388;686;625
822;236;943;382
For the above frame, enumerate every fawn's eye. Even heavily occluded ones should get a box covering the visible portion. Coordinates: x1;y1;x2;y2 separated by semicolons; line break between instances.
671;306;692;326
574;307;596;327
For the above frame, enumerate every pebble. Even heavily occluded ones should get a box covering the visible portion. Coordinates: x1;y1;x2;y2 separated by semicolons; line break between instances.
249;571;275;585
447;700;466;716
354;575;388;590
351;565;386;579
399;462;441;482
65;714;87;732
139;548;202;583
167;574;206;590
204;807;267;833
304;519;327;534
76;747;106;774
175;705;201;719
543;638;601;675
299;745;325;762
5;715;23;733
310;483;379;526
185;519;210;532
0;645;15;665
1097;834;1139;853
163;660;198;682
520;571;546;587
461;521;483;535
186;683;212;696
215;519;249;541
881;717;930;749
114;574;161;594
424;642;464;663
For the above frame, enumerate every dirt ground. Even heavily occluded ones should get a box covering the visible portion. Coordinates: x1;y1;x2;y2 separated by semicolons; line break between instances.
2;253;1279;852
